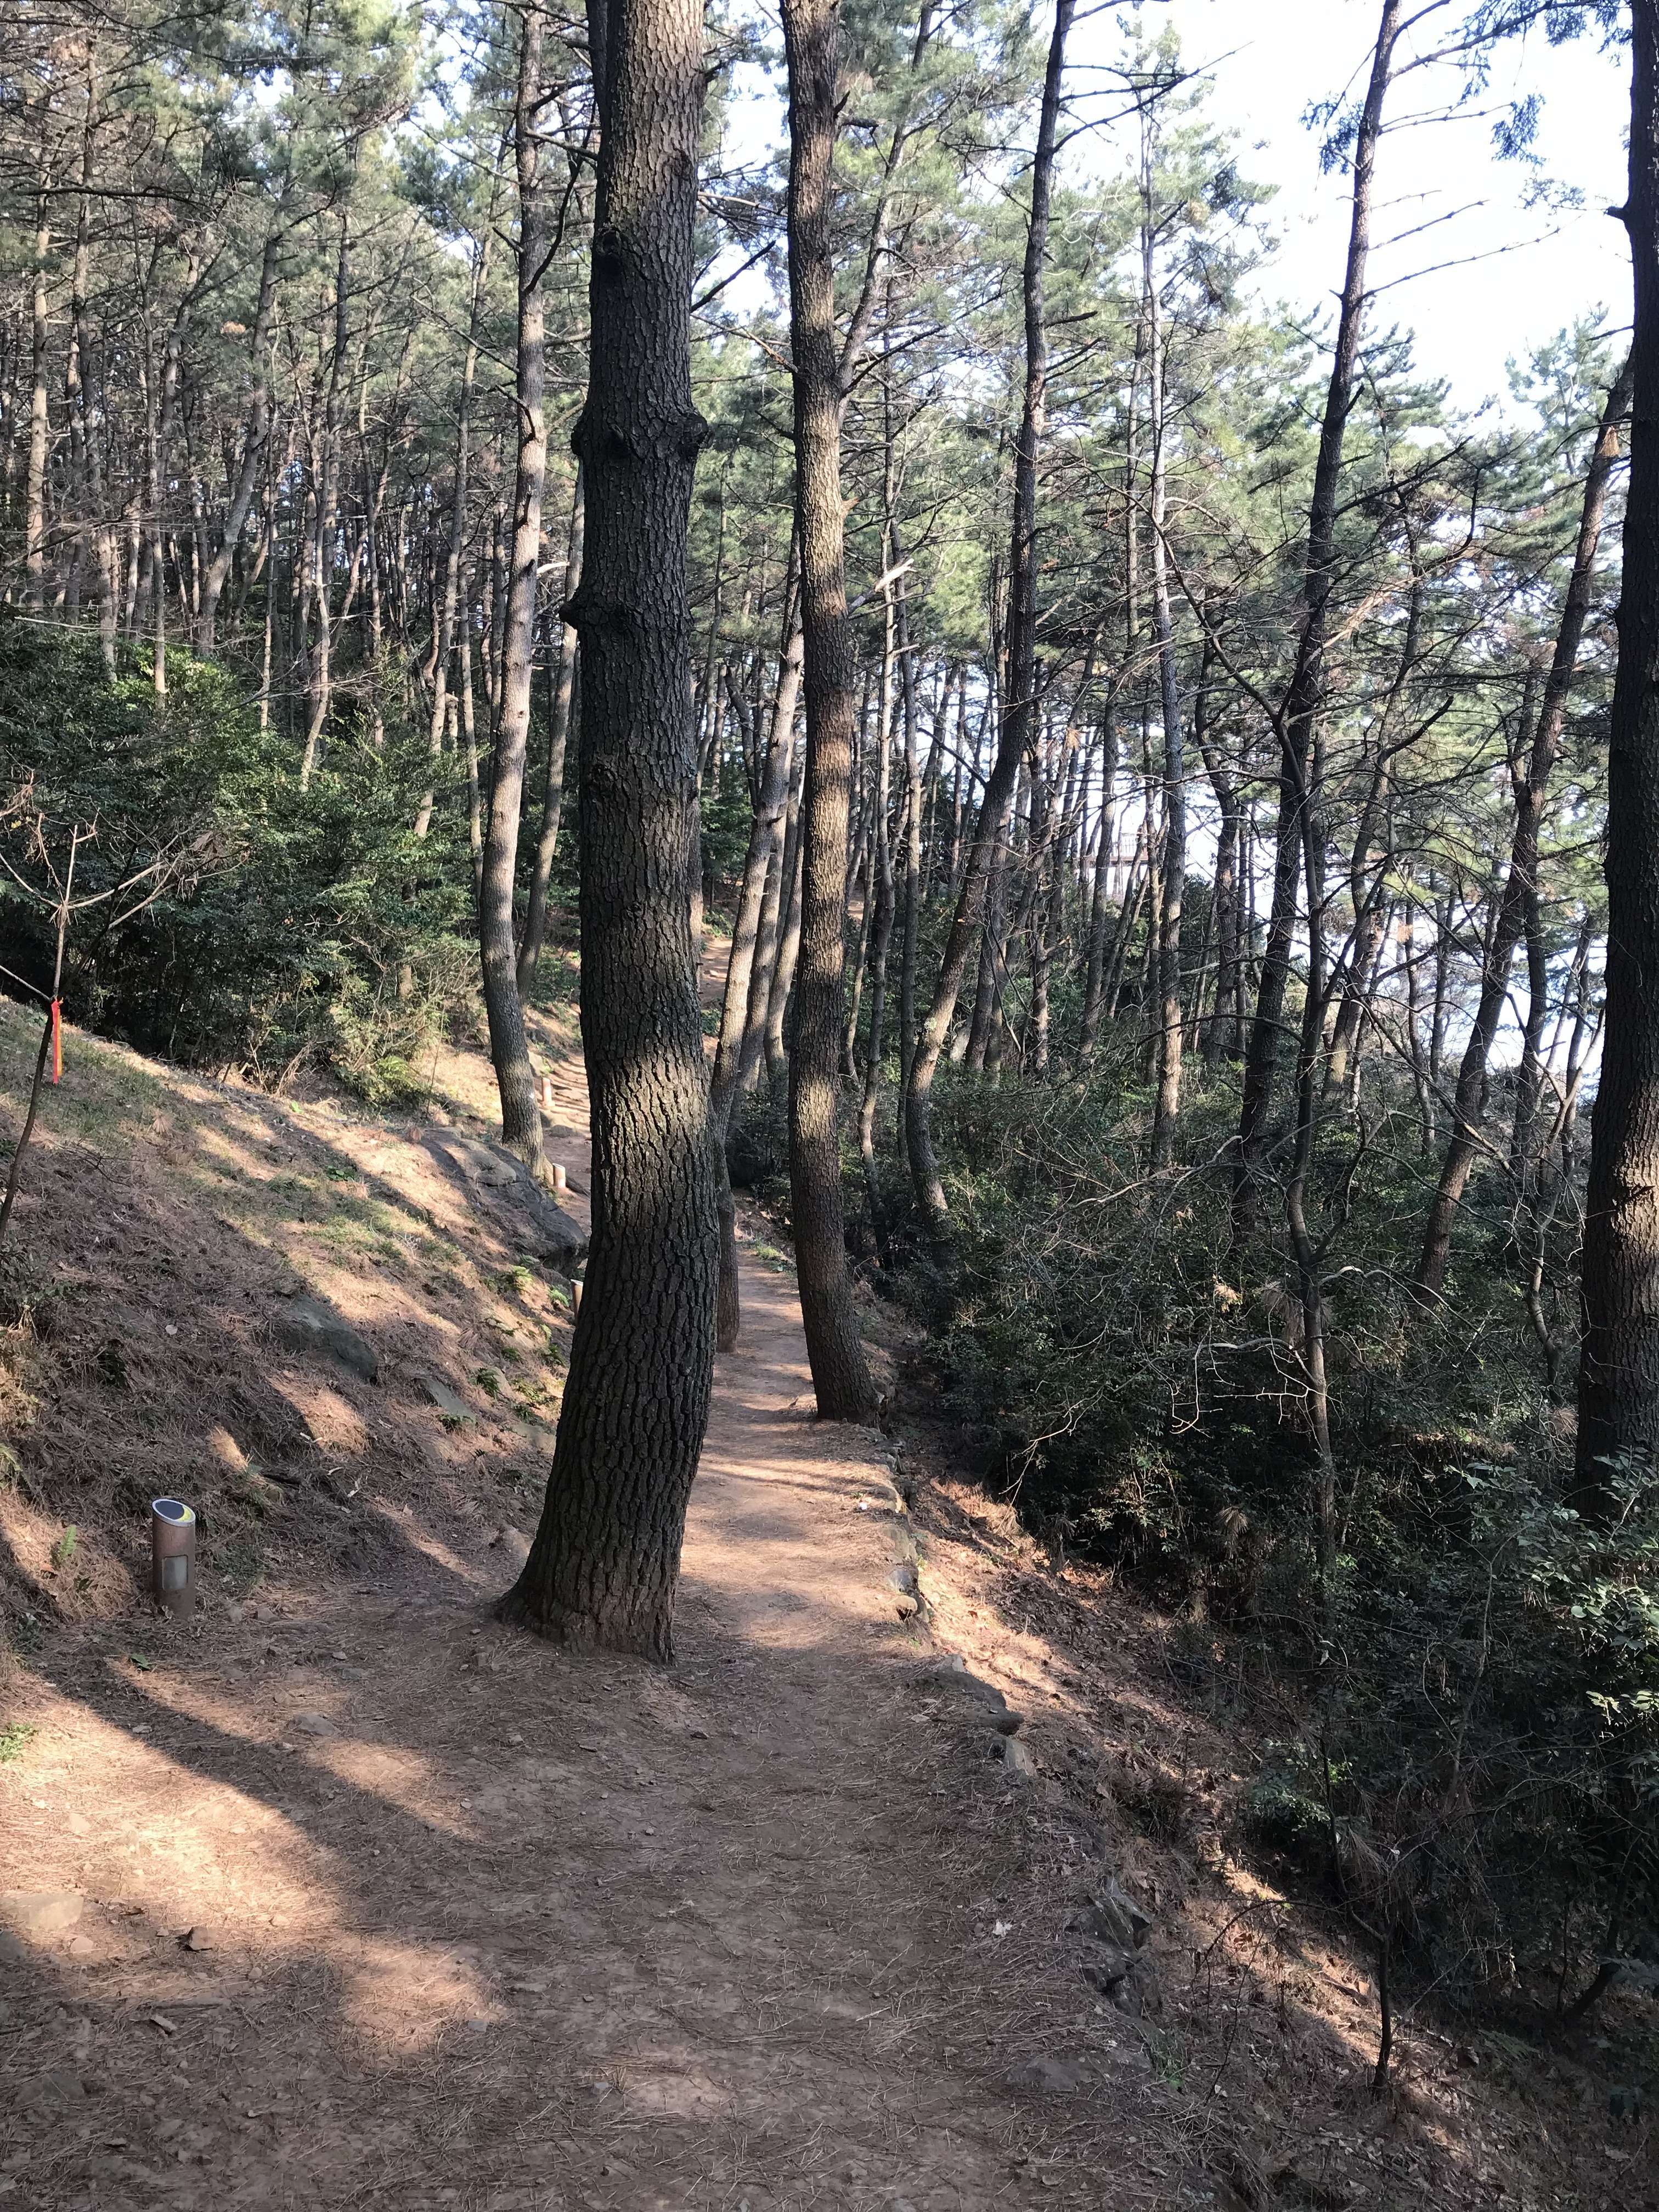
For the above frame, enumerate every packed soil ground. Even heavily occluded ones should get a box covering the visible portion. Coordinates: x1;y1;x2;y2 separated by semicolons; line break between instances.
0;974;1653;2211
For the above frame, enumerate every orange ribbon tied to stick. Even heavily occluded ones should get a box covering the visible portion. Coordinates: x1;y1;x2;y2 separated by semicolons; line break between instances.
49;998;61;1085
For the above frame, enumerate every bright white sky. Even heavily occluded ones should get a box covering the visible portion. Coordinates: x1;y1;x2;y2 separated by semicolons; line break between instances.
1115;0;1632;414
726;1;1633;417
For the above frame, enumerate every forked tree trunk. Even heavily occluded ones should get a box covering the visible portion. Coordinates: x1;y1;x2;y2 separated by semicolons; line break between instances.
500;0;716;1655
781;0;879;1419
902;0;1074;1231
478;7;550;1175
1576;4;1659;1523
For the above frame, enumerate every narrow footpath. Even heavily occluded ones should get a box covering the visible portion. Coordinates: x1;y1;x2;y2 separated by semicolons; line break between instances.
1;1007;1173;2212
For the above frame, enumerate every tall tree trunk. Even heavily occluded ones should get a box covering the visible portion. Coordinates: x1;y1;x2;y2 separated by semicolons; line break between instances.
1415;356;1633;1298
710;546;803;1349
418;193;499;840
151;274;190;698
501;0;716;1653
902;0;1074;1232
26;151;50;614
1576;4;1659;1523
1231;0;1402;1257
1144;172;1184;1167
1079;696;1120;1056
518;470;585;991
198;224;281;650
300;213;352;787
478;11;551;1174
781;0;878;1419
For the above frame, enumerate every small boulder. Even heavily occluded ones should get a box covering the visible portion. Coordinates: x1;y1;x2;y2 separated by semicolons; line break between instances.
0;1890;83;1942
295;1712;338;1737
1013;2055;1089;2095
1080;1946;1134;1994
1071;1876;1151;1950
276;1296;381;1384
994;1735;1036;1780
925;1660;1023;1734
420;1375;474;1423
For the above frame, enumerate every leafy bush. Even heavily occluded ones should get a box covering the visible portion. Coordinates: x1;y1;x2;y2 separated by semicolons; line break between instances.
902;1054;1659;2012
0;617;476;1097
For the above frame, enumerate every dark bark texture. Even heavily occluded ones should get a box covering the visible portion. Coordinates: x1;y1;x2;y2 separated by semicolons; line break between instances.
781;0;878;1419
500;0;717;1655
1576;4;1659;1521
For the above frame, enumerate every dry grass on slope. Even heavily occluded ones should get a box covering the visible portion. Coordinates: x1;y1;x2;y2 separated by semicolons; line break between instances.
0;994;580;1646
884;1434;1658;2212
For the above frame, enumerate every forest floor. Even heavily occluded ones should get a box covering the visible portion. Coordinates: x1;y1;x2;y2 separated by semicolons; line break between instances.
0;963;1650;2212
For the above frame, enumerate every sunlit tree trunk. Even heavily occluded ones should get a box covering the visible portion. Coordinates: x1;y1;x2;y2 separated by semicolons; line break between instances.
478;10;550;1173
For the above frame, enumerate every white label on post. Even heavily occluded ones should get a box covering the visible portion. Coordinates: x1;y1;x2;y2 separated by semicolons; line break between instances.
161;1555;188;1592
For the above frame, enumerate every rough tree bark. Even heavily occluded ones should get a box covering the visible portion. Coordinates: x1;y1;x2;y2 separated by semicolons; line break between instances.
1576;3;1659;1523
499;0;717;1654
478;5;550;1175
781;0;879;1418
901;0;1074;1232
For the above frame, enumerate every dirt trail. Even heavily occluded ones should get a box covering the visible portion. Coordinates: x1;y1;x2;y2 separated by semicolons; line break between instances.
0;1008;1172;2212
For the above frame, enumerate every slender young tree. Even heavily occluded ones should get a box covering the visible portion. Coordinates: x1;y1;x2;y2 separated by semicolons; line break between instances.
902;0;1075;1234
1576;1;1659;1524
478;2;551;1174
780;0;879;1418
500;0;718;1655
1415;354;1632;1299
1230;0;1402;1256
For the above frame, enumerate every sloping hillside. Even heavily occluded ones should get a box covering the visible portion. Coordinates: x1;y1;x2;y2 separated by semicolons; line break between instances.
0;996;1652;2212
0;992;587;1627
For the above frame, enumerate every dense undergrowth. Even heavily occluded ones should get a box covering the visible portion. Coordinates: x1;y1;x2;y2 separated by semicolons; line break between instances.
854;1047;1659;2036
0;618;505;1101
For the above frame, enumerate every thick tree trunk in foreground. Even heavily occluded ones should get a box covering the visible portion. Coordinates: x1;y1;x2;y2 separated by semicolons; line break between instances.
1415;354;1632;1300
1231;0;1401;1256
479;7;550;1175
1576;6;1659;1524
500;0;716;1655
902;0;1073;1232
781;0;878;1419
